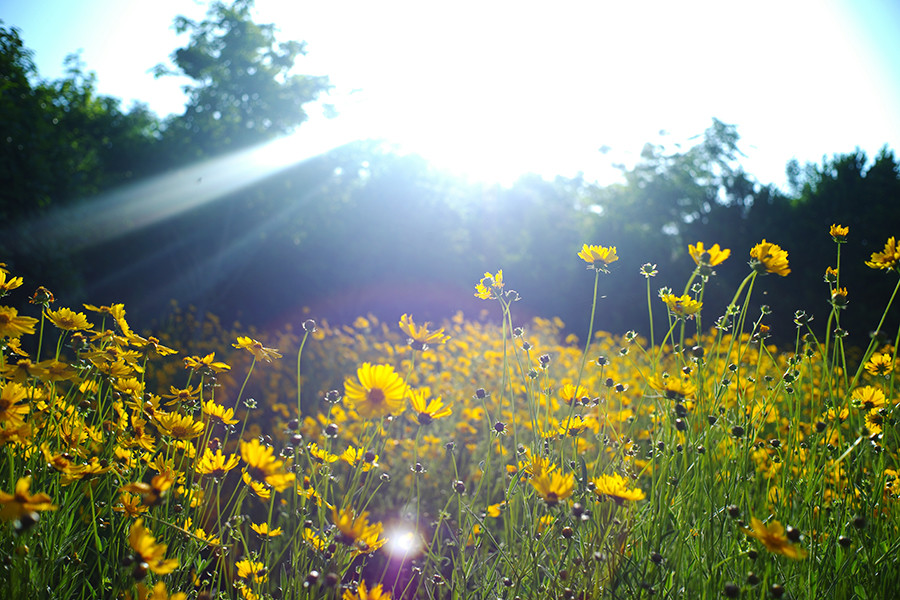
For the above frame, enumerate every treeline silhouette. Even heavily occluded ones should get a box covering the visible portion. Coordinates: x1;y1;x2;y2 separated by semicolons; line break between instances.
2;6;898;347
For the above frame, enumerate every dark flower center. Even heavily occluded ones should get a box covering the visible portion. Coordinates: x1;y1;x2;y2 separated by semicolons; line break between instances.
367;388;386;405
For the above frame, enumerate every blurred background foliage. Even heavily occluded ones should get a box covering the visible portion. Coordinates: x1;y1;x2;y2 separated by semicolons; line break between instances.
2;1;899;347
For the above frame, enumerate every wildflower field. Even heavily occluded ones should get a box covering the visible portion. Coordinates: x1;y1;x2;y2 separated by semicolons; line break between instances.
2;228;900;600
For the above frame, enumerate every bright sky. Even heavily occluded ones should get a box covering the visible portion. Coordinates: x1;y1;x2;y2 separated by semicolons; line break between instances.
6;0;900;188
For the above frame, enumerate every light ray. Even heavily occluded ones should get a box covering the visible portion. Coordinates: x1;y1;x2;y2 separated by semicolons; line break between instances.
16;129;356;252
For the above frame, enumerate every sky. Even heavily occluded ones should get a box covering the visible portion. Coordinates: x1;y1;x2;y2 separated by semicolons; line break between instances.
5;0;900;189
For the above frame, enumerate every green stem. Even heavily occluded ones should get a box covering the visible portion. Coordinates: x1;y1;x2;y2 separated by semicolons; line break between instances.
575;269;601;393
849;276;900;391
235;357;256;409
296;329;311;418
646;276;655;349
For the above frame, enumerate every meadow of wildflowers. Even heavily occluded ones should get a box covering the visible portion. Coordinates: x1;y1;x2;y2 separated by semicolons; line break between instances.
1;227;899;599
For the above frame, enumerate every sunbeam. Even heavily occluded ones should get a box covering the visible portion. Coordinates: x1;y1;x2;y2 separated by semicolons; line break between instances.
16;129;355;252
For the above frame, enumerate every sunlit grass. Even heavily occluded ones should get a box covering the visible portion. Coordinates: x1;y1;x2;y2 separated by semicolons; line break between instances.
1;226;899;599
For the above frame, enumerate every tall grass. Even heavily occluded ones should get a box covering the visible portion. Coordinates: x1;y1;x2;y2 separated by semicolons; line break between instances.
0;229;898;599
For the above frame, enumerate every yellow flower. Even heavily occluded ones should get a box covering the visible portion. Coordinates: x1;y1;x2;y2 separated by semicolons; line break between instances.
0;306;39;339
332;506;387;554
537;514;555;533
851;386;888;410
559;383;589;406
241;438;294;491
114;377;144;400
486;502;506;518
830;223;849;242
236;558;268;583
183;352;231;374
648;374;697;400
303;528;327;551
529;470;575;506
129;518;179;574
399;314;450;349
559;414;592;437
130;581;187;600
120;473;174;507
865;353;894;377
3;336;29;358
741;517;807;559
36;359;78;382
242;472;271;499
156;412;205;440
83;302;132;336
660;293;702;319
408;389;452;425
59;456;112;485
866;236;900;271
308;442;339;463
0;269;23;296
195;448;240;478
474;269;504;299
750;239;791;276
201;399;240;425
592;473;646;504
688;242;731;266
237;582;260;600
45;307;93;331
521;453;557;478
250;522;283;537
0;382;30;429
577;244;619;271
344;581;392;600
113;492;148;518
161;385;201;404
340;446;378;471
233;336;282;362
865;409;884;437
127;334;178;357
0;476;57;520
344;363;407;419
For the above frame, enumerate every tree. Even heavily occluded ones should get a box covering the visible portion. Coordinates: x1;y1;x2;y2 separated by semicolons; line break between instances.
1;23;60;220
1;24;160;221
155;0;331;160
1;24;162;296
780;149;900;340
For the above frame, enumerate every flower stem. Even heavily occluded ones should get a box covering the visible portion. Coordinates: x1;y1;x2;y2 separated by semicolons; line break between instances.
575;269;601;392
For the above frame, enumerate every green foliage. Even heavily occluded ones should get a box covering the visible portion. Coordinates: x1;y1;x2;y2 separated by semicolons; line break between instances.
0;23;161;221
0;23;51;220
0;23;162;300
155;0;331;160
3;228;900;598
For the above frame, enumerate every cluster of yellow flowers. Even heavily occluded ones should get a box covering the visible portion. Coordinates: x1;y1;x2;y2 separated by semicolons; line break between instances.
1;227;899;598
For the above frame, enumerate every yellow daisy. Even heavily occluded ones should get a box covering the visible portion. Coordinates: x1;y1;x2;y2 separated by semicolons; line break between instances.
529;470;575;506
344;363;407;419
741;517;807;560
577;244;619;271
660;293;702;319
688;242;730;266
45;307;93;331
750;239;791;276
866;236;900;271
233;336;282;362
399;314;450;349
592;472;646;504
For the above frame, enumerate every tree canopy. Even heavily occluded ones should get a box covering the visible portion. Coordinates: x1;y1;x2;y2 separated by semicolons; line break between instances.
154;0;331;161
2;5;898;346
